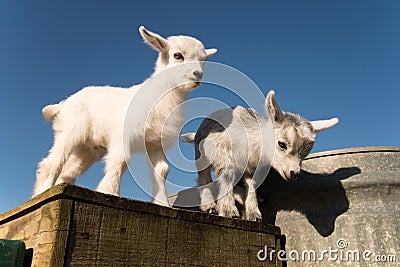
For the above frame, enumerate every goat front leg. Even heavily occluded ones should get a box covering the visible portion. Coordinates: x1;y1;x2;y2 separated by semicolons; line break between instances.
243;175;262;221
215;164;239;218
147;148;170;207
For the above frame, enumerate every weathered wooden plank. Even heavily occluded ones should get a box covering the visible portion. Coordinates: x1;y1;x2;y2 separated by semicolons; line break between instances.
66;202;170;266
165;217;220;266
1;184;282;266
0;184;71;224
52;184;280;236
0;199;73;267
67;202;279;266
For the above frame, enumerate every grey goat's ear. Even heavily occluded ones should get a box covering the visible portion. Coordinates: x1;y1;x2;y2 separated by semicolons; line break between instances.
265;90;285;123
139;26;169;54
310;118;339;133
205;48;217;58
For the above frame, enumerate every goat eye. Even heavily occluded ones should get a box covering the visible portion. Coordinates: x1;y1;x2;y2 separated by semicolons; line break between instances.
278;141;287;150
174;53;184;61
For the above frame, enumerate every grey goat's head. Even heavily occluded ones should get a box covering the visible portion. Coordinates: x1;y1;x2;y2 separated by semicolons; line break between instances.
265;90;338;181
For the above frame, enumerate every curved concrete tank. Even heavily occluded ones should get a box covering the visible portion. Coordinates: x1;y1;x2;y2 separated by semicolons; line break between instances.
258;146;400;266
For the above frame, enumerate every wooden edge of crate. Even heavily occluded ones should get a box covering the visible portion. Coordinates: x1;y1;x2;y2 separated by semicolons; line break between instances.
0;183;281;235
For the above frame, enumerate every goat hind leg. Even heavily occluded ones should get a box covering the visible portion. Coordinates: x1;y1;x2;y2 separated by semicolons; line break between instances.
33;157;52;197
35;133;74;196
56;145;103;185
197;168;216;213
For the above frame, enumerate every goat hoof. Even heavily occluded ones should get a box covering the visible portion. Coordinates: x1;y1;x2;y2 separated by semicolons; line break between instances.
245;208;262;221
152;198;170;207
200;201;216;213
217;205;240;218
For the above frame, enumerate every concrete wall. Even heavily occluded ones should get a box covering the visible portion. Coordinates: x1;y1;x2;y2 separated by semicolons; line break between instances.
259;146;399;266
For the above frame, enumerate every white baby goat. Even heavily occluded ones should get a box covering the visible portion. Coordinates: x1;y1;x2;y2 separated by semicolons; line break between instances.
34;26;217;206
182;90;338;220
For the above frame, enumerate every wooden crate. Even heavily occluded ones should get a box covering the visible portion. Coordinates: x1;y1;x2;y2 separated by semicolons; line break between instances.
0;184;283;266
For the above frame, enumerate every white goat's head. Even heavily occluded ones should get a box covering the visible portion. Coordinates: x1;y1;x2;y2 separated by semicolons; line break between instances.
265;90;339;181
139;26;217;90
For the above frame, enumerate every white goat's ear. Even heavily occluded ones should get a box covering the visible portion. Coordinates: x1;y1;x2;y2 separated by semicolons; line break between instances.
139;26;169;54
265;90;284;123
180;133;196;143
310;118;339;133
205;48;217;58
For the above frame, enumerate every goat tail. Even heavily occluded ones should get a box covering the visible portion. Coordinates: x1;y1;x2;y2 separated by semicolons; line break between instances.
42;102;63;121
181;133;196;143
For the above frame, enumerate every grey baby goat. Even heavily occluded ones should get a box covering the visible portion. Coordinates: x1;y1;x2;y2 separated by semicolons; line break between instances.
182;90;338;221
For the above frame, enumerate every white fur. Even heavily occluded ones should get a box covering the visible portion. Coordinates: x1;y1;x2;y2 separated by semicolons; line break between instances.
34;26;217;207
182;90;338;220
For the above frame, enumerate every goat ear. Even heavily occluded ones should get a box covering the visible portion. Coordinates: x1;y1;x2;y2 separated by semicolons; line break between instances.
310;118;339;133
139;26;169;54
265;90;284;123
205;48;217;58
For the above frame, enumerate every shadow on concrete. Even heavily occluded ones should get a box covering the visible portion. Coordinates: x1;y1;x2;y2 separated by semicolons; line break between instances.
257;167;361;237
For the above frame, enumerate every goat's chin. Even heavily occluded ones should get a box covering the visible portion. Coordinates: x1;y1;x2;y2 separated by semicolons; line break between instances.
179;81;201;91
276;169;292;182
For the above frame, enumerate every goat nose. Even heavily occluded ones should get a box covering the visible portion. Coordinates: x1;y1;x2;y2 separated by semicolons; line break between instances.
193;70;203;80
290;170;299;180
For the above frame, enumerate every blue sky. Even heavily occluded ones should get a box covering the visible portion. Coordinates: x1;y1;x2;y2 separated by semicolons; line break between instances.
0;1;399;214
